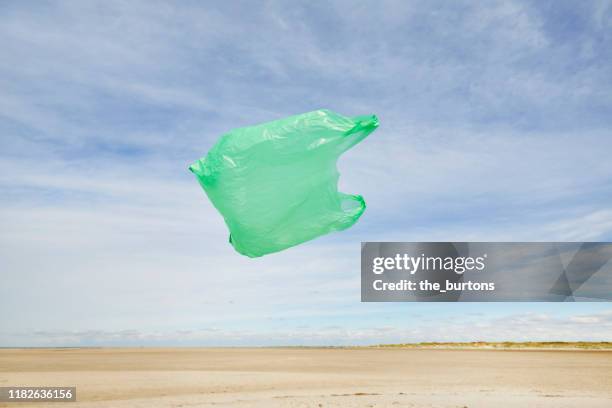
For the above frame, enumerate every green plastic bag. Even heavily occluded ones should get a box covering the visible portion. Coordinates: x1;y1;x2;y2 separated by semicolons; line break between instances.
189;109;379;257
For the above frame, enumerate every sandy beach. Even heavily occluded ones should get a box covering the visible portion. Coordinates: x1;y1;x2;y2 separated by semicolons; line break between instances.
1;347;611;407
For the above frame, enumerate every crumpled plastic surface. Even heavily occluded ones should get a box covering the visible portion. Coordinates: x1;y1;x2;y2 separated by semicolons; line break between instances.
189;109;379;257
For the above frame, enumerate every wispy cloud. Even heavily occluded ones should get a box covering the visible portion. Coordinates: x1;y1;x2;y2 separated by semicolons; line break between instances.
1;0;611;345
3;310;611;347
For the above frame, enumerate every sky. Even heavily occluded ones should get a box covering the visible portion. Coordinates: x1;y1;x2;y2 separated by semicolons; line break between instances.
1;0;612;346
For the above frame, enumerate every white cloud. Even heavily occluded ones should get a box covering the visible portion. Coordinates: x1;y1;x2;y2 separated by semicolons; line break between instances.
1;0;611;346
3;310;611;346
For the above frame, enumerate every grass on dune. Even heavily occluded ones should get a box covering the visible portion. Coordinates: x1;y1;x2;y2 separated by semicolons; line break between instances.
370;341;612;349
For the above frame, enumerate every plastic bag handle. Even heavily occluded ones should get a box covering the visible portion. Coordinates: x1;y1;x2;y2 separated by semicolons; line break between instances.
341;115;379;151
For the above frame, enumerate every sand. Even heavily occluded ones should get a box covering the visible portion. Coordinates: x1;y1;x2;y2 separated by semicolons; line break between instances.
1;347;611;407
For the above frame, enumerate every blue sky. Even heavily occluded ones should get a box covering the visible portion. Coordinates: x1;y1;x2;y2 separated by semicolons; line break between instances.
1;0;612;346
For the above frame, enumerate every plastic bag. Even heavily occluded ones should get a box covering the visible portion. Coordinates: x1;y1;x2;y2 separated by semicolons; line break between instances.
189;109;379;257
